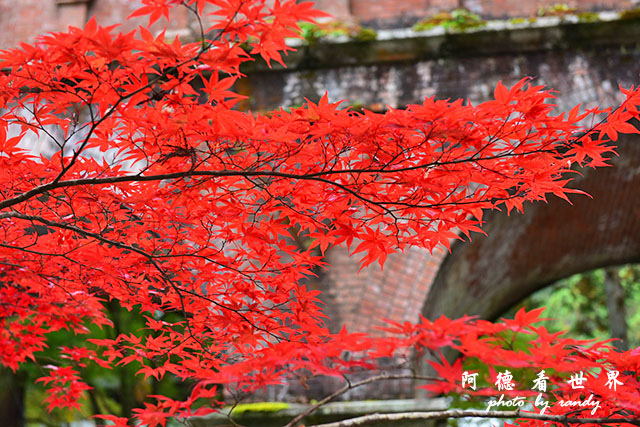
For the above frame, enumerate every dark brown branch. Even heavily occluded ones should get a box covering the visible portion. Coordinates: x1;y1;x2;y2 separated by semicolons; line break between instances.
0;146;560;212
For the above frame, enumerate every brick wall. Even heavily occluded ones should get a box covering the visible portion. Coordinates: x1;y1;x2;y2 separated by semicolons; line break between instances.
320;245;446;336
0;0;192;49
1;0;638;49
0;0;57;49
350;0;437;28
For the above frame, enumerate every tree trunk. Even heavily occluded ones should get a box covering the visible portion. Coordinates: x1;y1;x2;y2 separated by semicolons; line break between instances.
604;268;628;351
0;368;25;427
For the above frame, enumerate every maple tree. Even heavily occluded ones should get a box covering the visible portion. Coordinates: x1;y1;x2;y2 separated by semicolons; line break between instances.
1;0;640;426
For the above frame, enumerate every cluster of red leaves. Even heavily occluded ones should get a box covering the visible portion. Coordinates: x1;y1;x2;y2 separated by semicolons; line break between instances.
0;0;639;425
36;365;93;411
378;308;640;426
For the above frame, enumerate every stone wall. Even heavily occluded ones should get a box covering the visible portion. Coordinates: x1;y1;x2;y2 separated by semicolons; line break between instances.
351;0;638;28
240;17;638;113
0;0;193;49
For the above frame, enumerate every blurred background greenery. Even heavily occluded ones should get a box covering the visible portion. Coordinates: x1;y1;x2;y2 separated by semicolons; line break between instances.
508;264;640;350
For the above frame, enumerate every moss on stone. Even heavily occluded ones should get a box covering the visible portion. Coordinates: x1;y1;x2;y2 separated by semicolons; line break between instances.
413;9;486;33
412;21;437;32
537;3;576;17
576;12;601;23
230;402;290;416
509;17;528;25
620;8;640;20
355;28;378;42
297;21;377;44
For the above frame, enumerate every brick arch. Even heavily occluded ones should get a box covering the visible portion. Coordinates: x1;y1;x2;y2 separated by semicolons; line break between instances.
420;131;640;322
318;244;447;335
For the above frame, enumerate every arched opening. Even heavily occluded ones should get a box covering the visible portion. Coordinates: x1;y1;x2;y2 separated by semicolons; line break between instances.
505;264;640;351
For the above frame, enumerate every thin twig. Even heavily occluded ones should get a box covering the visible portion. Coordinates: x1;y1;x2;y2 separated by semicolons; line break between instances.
283;373;437;427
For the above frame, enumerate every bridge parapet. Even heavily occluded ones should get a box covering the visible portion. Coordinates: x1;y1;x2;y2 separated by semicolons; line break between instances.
241;15;640;115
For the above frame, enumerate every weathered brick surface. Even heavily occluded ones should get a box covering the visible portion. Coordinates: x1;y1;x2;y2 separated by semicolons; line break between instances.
311;0;352;20
348;0;635;28
351;0;432;28
0;0;193;49
0;0;57;49
321;245;445;336
422;131;640;324
1;0;637;48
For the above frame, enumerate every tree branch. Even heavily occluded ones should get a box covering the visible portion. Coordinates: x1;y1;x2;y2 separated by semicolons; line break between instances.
307;409;640;427
283;373;437;427
0;145;554;212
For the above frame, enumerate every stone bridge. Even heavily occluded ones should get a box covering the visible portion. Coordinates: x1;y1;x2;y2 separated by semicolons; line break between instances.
240;15;640;346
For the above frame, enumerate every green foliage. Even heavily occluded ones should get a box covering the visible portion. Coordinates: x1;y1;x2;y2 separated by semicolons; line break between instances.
298;22;327;44
507;265;640;347
21;304;192;424
617;265;640;344
413;9;486;32
25;387;93;426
